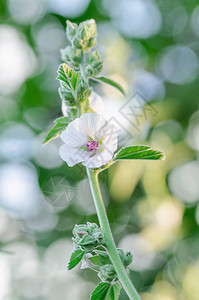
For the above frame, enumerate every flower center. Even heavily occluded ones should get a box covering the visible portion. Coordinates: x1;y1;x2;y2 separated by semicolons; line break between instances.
87;140;99;152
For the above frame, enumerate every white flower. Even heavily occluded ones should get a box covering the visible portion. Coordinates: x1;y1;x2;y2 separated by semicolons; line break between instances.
59;113;118;168
61;92;104;116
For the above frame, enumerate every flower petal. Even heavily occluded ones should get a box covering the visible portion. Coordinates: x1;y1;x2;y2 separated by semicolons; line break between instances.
59;144;90;167
79;113;107;140
82;149;113;168
60;118;87;147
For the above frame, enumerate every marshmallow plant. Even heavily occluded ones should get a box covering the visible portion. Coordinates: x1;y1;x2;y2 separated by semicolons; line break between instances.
44;20;165;300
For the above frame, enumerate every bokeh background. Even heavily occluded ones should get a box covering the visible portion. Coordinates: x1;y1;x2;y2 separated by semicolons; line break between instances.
0;0;199;299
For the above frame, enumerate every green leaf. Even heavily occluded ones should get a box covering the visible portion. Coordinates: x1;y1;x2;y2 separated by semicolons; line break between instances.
114;145;165;161
57;63;91;104
57;63;79;101
55;116;70;125
68;249;85;270
43;117;70;145
90;282;121;300
108;283;121;300
89;250;111;267
90;282;111;300
91;76;126;96
89;254;110;267
86;50;103;77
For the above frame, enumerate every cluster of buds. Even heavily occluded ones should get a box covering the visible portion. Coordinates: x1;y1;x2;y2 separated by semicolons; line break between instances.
72;222;105;251
71;223;133;284
98;264;118;282
57;19;104;120
61;19;103;76
93;249;133;283
67;19;97;51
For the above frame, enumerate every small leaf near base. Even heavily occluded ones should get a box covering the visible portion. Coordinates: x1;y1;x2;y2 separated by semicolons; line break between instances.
68;249;85;270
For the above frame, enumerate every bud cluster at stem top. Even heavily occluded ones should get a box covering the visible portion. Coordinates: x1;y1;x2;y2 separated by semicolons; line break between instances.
67;19;97;52
60;19;103;76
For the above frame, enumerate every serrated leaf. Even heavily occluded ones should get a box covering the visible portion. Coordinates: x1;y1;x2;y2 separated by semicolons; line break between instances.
68;249;85;270
59;87;74;104
43;117;70;145
108;283;121;300
90;282;111;300
114;145;165;161
57;63;91;104
91;76;126;96
57;64;79;101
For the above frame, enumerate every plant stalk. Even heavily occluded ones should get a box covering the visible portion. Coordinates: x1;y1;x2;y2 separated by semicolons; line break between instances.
80;51;88;83
87;168;140;300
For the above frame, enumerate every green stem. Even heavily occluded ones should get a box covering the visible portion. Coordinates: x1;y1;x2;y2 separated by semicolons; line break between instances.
87;168;140;300
80;51;88;83
77;103;83;117
77;52;88;117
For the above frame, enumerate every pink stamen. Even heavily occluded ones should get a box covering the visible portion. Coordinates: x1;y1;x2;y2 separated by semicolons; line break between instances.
87;140;99;152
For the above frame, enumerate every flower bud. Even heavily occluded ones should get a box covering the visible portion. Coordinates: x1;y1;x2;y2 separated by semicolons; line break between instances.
117;248;133;267
60;46;81;68
86;61;103;77
72;222;104;251
71;19;97;52
66;20;77;43
98;264;118;282
85;49;103;77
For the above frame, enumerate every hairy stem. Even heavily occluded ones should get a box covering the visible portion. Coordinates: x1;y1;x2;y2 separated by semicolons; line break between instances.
87;168;140;300
80;51;88;83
